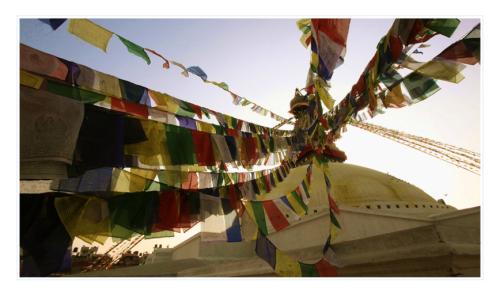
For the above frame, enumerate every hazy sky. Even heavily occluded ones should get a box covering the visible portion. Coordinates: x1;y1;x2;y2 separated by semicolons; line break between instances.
20;18;480;251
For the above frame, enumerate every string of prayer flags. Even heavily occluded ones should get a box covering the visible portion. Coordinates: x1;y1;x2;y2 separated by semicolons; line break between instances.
117;35;151;65
323;169;341;240
251;165;342;277
39;19;67;30
38;18;291;124
324;19;477;135
45;79;106;104
21;55;289;138
54;158;292;194
67;19;113;52
255;231;338;277
61;19;289;123
243;176;311;235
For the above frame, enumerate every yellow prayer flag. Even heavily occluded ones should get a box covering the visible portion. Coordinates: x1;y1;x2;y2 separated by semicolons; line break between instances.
383;84;408;108
148;90;180;114
300;32;311;48
68;19;114;52
275;250;302;277
286;193;306;217
77;65;122;98
196;121;216;133
20;70;44;89
330;223;341;243
243;201;256;221
311;52;319;68
314;79;334;110
416;60;466;83
55;196;111;242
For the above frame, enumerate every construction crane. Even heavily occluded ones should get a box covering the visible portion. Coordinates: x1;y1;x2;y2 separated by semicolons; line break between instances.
349;120;480;175
81;234;145;272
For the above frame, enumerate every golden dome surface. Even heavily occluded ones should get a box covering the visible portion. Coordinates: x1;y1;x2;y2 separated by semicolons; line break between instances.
327;163;438;206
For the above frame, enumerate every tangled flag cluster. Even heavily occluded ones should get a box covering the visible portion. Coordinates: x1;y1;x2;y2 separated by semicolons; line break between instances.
38;18;288;122
21;18;479;277
299;19;351;110
323;19;480;135
276;19;480;131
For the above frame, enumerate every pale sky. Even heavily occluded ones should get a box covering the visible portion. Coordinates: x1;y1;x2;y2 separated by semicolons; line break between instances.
19;18;480;252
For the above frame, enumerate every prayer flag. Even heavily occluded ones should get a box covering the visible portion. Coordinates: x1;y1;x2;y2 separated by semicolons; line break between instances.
117;35;151;65
315;259;337;276
20;44;68;80
275;250;302;276
424;19;460;38
186;66;208;81
67;19;114;52
262;200;290;232
255;232;276;269
20;70;43;89
402;72;441;103
39;19;67;30
299;262;319;277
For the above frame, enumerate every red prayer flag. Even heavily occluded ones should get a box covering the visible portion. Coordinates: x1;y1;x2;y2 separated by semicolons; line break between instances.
315;259;337;276
153;191;180;231
111;97;148;118
191;130;215;166
190;103;203;119
228;184;245;216
262;200;290;232
389;35;403;61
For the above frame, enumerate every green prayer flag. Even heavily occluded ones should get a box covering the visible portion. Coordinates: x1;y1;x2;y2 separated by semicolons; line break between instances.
379;66;404;89
177;101;196;118
46;80;105;103
108;192;157;239
299;262;319;277
214;124;224;135
291;190;308;212
117;35;151;65
251;202;268;235
210;81;229;91
424;19;461;38
330;212;341;229
165;125;197;165
402;72;441;103
144;230;175;239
